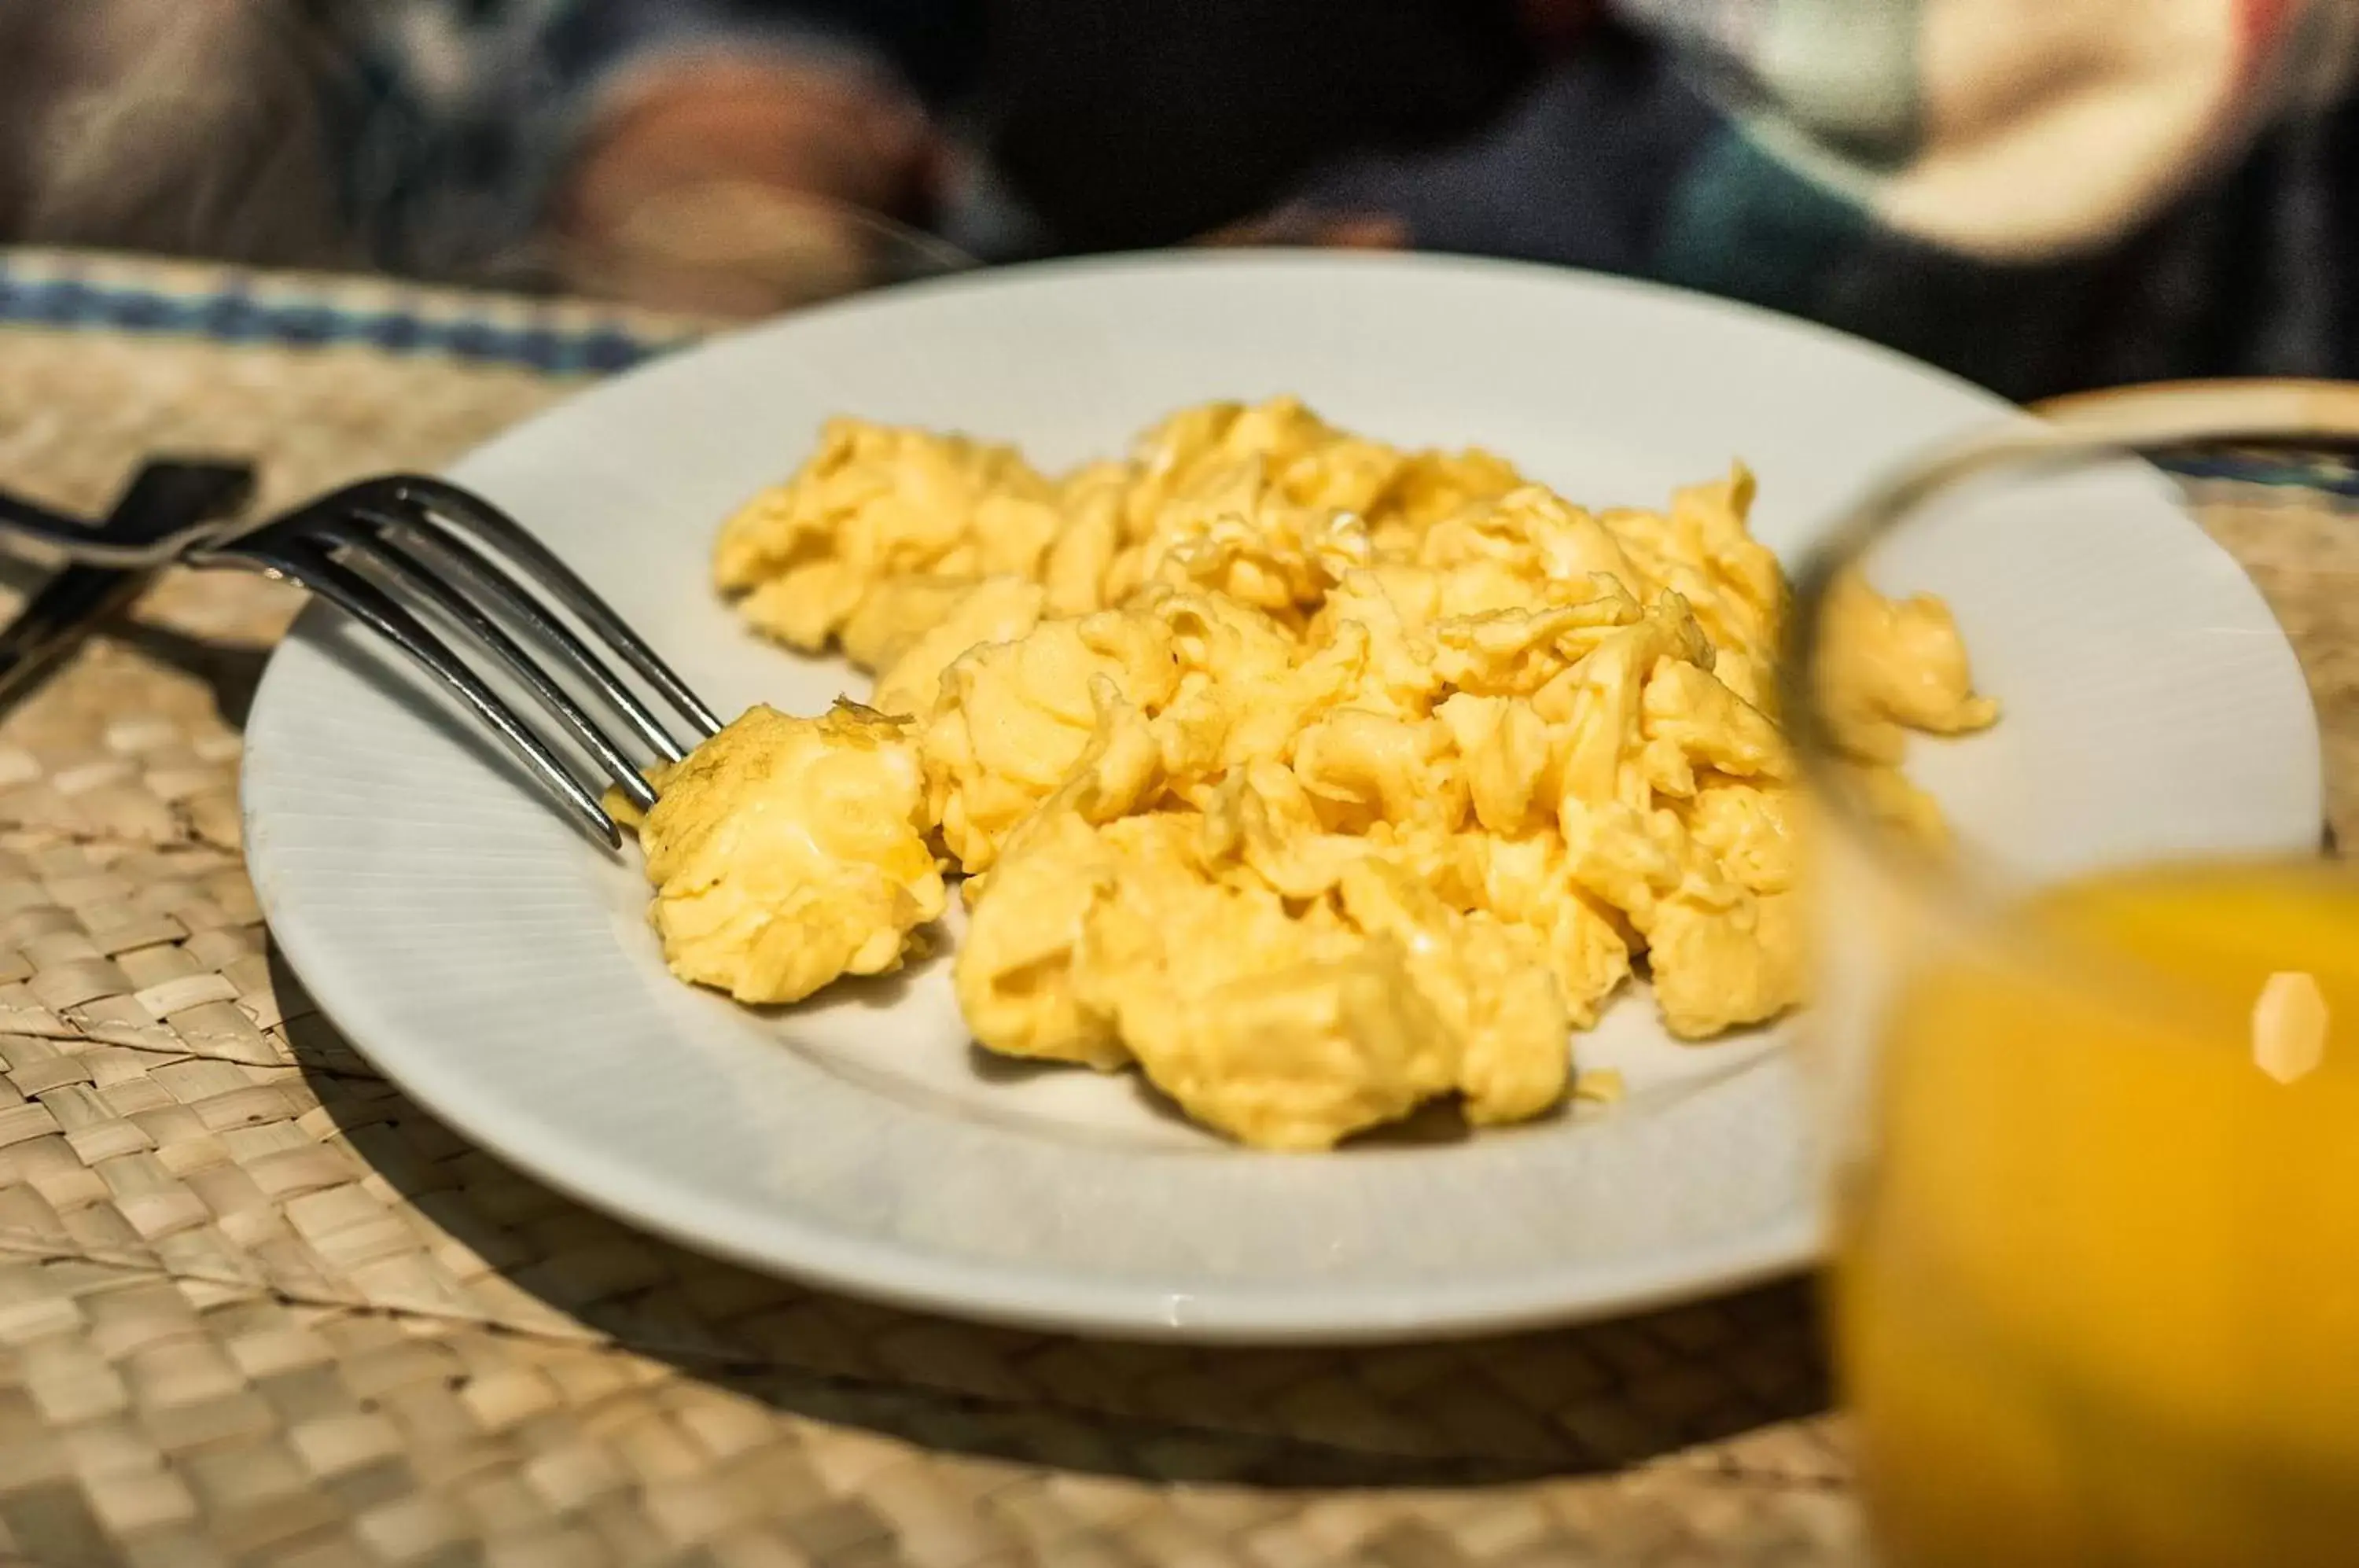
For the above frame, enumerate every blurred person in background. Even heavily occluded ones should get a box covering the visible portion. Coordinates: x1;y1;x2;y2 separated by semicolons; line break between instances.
0;1;343;265
7;1;2359;402
0;0;1536;303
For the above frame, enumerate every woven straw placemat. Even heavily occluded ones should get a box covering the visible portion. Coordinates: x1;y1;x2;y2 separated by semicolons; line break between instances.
0;254;2346;1568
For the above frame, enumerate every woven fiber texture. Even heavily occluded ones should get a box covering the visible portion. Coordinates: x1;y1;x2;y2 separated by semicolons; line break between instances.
0;254;2347;1567
0;248;714;376
2199;488;2359;852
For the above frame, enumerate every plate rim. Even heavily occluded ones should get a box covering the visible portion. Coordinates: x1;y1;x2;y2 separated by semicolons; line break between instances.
255;896;1826;1342
238;248;2306;1342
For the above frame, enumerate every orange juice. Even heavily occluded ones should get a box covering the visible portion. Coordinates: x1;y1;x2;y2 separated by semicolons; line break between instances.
1835;861;2359;1568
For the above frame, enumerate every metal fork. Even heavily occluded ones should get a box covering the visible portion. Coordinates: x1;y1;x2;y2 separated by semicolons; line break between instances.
0;460;256;706
0;473;723;847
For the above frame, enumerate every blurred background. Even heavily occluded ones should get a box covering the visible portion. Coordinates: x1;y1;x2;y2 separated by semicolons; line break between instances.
6;0;2359;402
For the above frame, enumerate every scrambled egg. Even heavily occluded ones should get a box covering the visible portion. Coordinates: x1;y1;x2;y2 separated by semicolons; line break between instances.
625;703;946;1005
631;397;1994;1150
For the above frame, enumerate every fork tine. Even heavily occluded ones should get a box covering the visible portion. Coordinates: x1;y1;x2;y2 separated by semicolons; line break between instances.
322;514;661;811
355;500;693;763
386;476;724;739
212;527;621;847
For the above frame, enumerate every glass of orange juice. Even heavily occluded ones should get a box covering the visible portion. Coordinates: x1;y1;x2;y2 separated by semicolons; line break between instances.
1788;381;2359;1568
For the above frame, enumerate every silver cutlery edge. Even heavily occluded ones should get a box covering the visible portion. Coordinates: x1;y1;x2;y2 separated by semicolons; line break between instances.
0;466;721;847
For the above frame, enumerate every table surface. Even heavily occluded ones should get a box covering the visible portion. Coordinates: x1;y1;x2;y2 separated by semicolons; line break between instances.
0;246;2346;1568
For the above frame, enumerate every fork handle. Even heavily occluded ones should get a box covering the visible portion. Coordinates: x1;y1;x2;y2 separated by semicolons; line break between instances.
0;461;256;702
0;565;150;705
0;461;252;568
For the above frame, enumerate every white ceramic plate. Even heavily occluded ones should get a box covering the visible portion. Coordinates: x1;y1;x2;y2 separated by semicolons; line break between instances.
241;253;2321;1342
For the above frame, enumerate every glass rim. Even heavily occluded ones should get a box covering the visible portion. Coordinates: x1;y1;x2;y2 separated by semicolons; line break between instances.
1784;378;2356;1005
